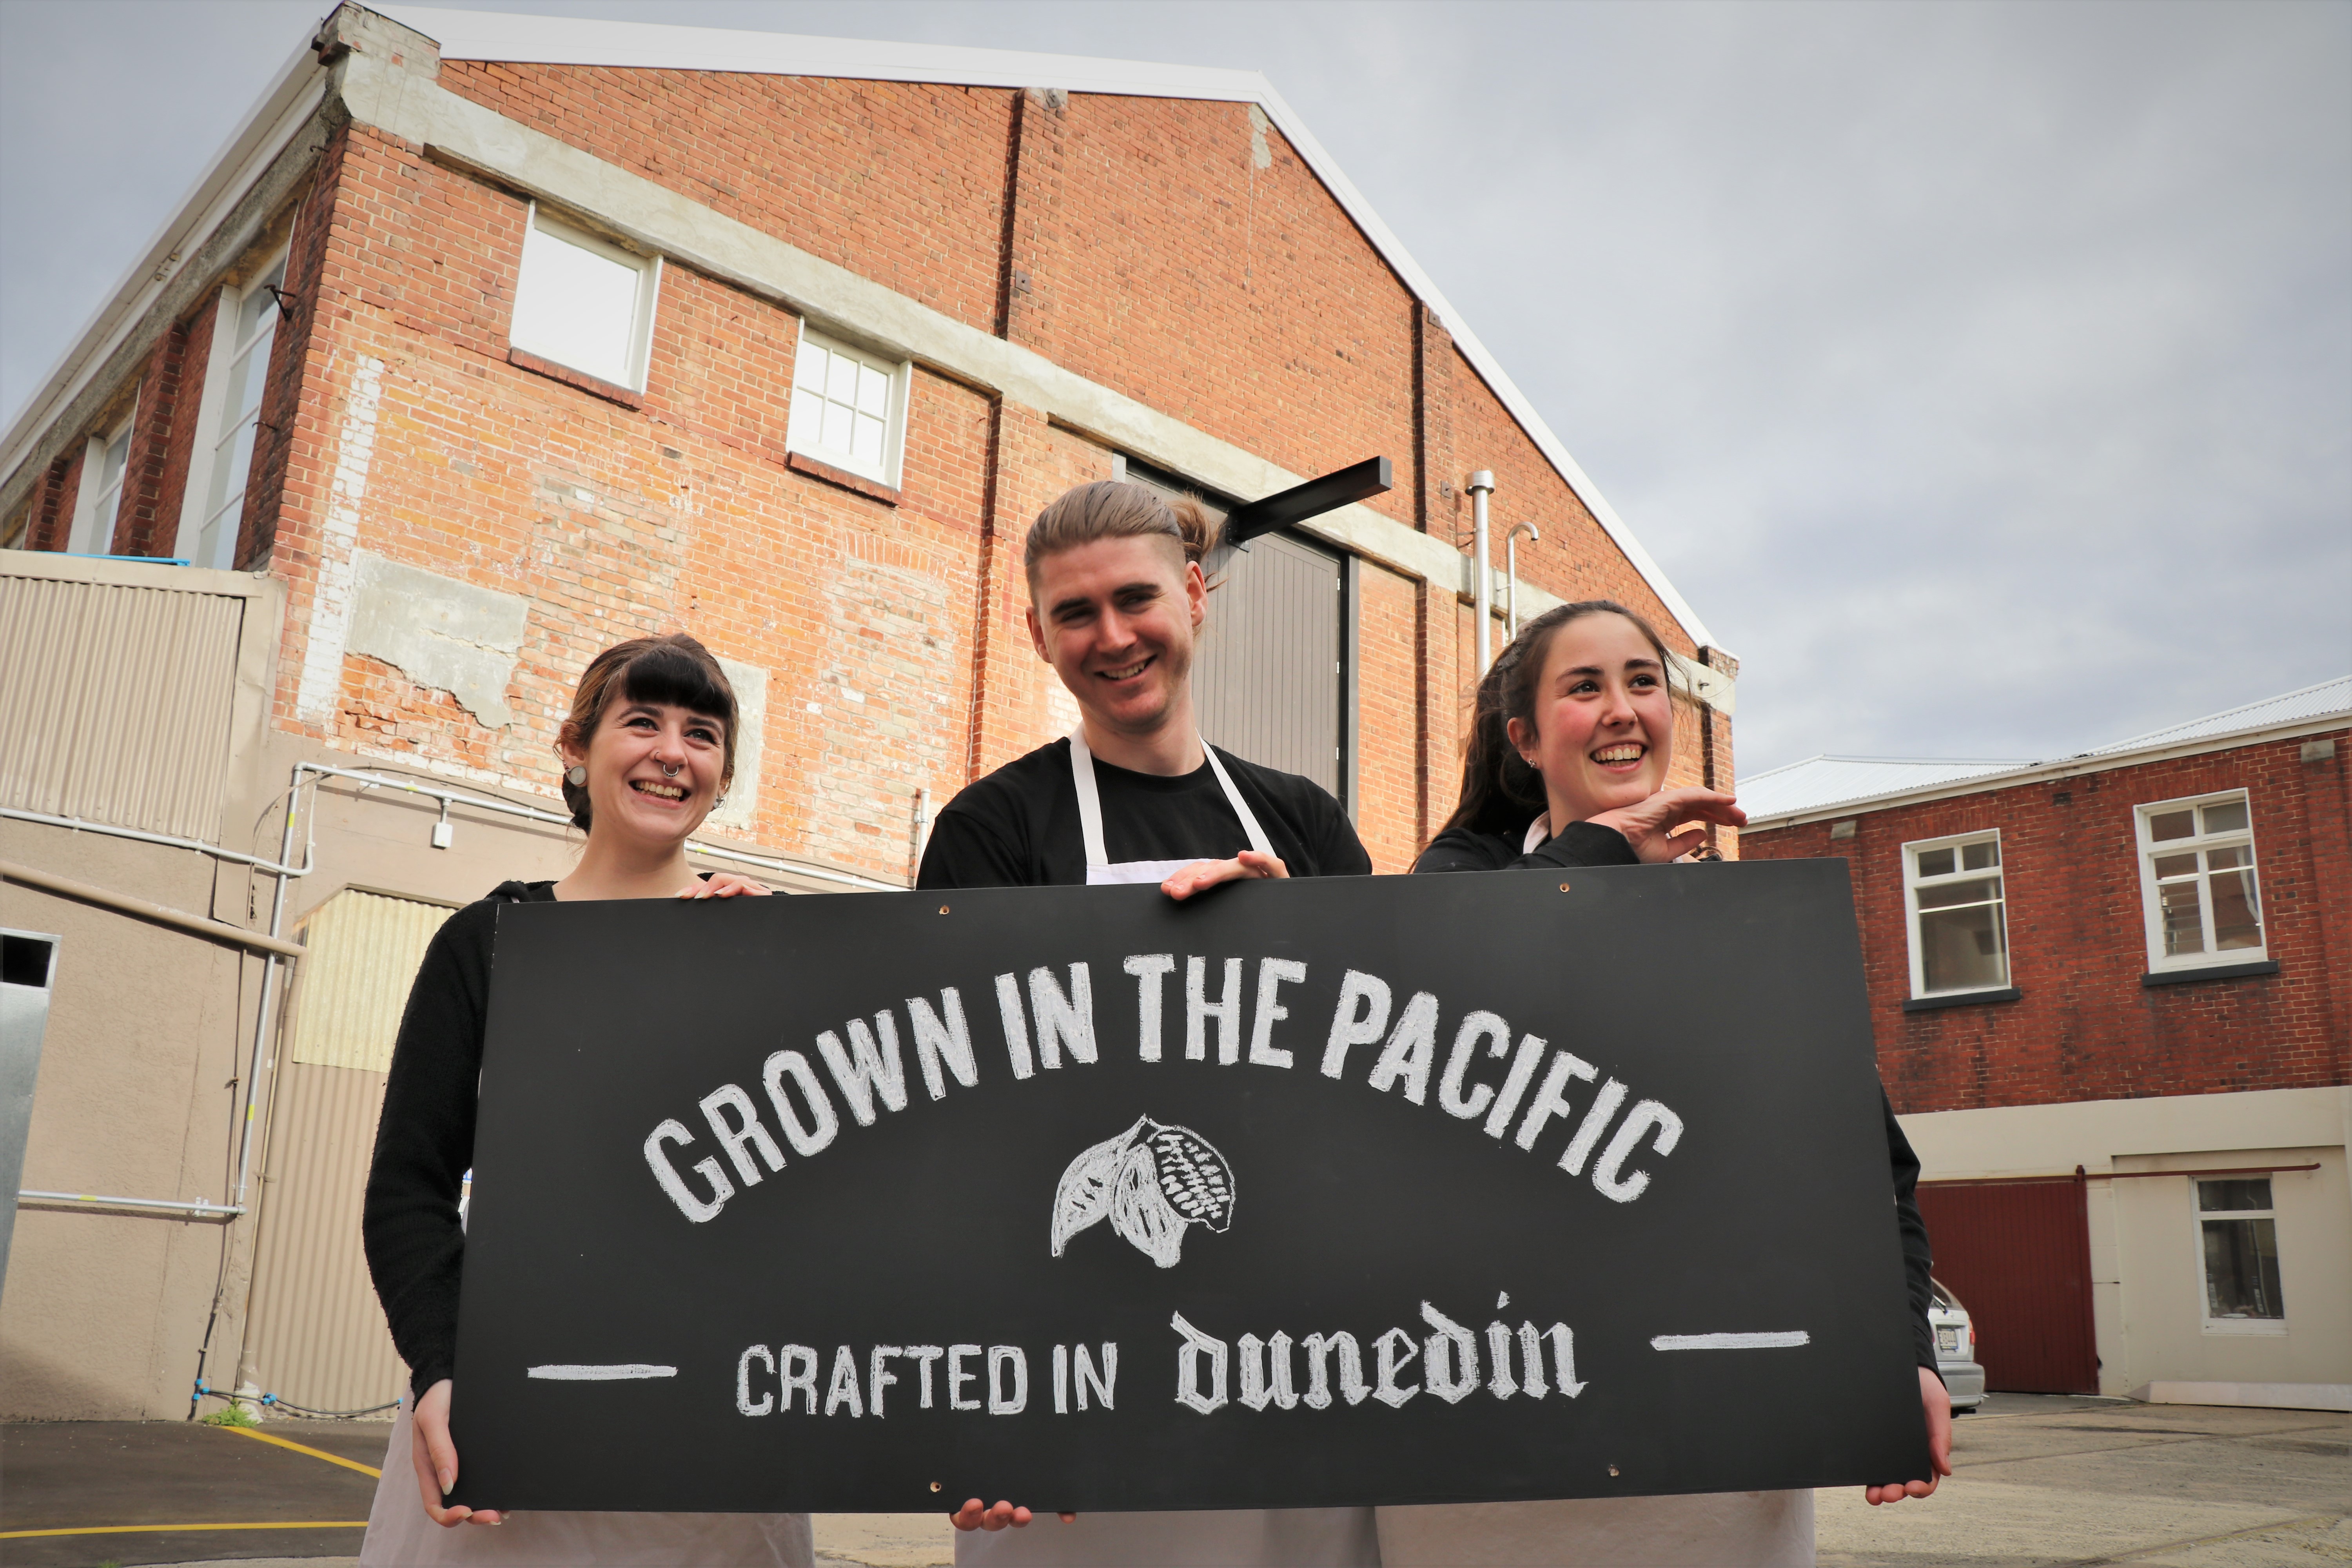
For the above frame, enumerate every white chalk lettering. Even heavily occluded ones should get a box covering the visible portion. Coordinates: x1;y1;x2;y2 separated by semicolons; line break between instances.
824;1345;864;1417
1367;991;1440;1104
817;1013;908;1125
761;1049;839;1157
1485;1319;1517;1399
1485;1033;1548;1138
1238;1331;1301;1410
988;1346;1029;1414
1559;1077;1628;1176
1076;1342;1117;1410
1300;1330;1368;1408
737;1344;775;1415
1420;1301;1480;1403
699;1082;786;1186
1517;1323;1549;1399
1547;1323;1589;1395
1372;1326;1421;1407
869;1345;903;1417
1514;1049;1598;1149
1437;1011;1511;1121
1171;1310;1229;1413
994;974;1034;1080
779;1344;819;1413
906;991;978;1099
1593;1099;1684;1202
1028;964;1097;1068
1186;957;1243;1064
906;1345;944;1408
1123;953;1174;1062
1321;969;1392;1079
1248;959;1307;1068
948;1344;983;1410
1053;1343;1069;1414
644;1118;733;1222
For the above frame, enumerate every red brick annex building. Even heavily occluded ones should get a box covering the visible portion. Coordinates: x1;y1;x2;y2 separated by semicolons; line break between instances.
0;6;1736;1419
1741;679;2351;1410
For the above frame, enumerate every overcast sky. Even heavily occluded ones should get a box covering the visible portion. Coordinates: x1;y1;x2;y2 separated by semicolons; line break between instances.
4;0;2346;773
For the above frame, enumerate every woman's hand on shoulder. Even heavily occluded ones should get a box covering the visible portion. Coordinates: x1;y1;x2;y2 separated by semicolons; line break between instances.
1586;787;1746;864
680;871;773;898
1863;1366;1953;1505
951;1498;1078;1530
1161;850;1287;901
410;1378;502;1527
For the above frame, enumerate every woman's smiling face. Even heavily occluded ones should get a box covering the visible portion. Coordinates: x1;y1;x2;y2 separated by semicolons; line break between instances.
1507;611;1675;824
569;698;728;846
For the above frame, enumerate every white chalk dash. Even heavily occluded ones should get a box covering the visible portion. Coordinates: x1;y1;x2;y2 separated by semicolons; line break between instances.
1651;1332;1812;1351
526;1363;679;1381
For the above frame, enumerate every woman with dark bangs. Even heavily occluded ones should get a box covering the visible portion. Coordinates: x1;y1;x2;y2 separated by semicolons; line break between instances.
358;634;810;1566
1383;601;1948;1568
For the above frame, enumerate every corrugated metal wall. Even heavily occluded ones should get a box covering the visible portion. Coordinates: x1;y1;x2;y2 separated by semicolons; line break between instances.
0;570;245;840
243;890;454;1413
1194;532;1344;794
1916;1176;2101;1394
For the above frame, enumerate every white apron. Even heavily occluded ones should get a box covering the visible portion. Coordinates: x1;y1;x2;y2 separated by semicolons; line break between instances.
359;1394;815;1565
961;733;1376;1567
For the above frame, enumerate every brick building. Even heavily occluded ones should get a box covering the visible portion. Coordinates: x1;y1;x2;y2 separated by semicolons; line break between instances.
1740;679;2351;1410
0;5;1736;1419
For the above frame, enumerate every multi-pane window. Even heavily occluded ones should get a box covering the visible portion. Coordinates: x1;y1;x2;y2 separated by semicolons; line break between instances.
509;205;662;391
2136;793;2263;970
193;255;286;570
788;327;906;486
71;416;133;555
2198;1178;2284;1328
1903;832;2009;997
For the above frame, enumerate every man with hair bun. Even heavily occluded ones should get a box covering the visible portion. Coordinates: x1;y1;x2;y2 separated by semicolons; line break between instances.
924;480;1379;1566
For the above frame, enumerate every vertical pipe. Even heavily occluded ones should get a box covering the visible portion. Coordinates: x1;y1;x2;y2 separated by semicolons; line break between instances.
234;766;304;1207
1505;522;1540;641
1467;471;1495;673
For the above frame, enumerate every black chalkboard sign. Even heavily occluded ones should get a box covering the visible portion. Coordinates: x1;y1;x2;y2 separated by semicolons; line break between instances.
449;860;1928;1513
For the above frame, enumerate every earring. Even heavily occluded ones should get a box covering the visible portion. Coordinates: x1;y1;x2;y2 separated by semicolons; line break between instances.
565;765;588;786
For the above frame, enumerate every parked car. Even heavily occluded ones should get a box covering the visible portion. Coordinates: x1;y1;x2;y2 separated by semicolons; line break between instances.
1931;1277;1987;1412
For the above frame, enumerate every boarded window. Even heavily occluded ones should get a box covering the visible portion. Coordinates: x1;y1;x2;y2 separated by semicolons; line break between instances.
1915;1176;2100;1394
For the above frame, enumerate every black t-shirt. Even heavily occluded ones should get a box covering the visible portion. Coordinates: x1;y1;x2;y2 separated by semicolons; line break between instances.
1414;820;1640;873
918;738;1372;889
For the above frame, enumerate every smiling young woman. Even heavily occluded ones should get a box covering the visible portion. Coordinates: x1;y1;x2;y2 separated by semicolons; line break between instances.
358;634;808;1566
1392;603;1950;1567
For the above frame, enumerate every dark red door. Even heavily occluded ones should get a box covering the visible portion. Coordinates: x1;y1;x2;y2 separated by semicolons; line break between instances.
1916;1175;2100;1394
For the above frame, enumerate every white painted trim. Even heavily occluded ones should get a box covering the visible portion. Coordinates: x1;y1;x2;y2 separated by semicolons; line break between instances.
1900;828;2010;1001
787;324;909;489
172;283;244;561
1746;715;2352;830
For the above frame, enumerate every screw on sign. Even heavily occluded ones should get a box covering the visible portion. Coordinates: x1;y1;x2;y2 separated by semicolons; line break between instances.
1053;1115;1236;1267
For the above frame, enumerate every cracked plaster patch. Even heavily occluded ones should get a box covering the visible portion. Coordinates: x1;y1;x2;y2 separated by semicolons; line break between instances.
347;551;528;729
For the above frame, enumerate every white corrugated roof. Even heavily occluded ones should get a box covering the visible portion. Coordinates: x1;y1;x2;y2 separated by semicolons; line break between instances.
1740;675;2351;824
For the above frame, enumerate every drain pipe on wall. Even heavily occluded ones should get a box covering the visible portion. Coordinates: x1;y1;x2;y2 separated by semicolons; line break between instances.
1467;471;1496;673
1504;523;1540;641
232;773;309;1210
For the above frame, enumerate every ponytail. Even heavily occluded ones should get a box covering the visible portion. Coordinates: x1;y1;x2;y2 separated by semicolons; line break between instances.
1024;480;1223;588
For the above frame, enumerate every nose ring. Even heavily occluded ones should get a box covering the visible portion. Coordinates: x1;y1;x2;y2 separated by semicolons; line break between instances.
661;762;682;778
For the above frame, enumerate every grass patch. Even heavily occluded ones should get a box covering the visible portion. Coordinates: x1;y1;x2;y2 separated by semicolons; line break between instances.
201;1403;260;1427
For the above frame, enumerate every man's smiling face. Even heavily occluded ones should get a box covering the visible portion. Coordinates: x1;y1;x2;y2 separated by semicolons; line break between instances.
1026;534;1207;742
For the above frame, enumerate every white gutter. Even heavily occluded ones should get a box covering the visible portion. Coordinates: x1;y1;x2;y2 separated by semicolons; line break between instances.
1745;713;2352;830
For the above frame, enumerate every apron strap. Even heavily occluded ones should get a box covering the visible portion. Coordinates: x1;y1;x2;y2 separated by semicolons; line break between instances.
1068;728;1275;867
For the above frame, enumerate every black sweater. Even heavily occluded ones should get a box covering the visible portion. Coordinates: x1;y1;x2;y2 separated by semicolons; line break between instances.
363;878;555;1397
1413;822;1943;1377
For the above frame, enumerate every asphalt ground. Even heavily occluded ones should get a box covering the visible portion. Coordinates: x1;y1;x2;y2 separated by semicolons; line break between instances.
0;1419;388;1567
5;1396;2344;1566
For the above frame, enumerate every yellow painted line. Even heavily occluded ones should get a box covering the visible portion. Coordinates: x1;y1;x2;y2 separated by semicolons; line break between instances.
220;1421;385;1477
1;1521;367;1539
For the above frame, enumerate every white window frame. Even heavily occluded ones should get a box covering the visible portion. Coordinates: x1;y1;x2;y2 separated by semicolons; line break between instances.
173;247;289;566
510;203;662;393
69;412;134;555
2192;1176;2287;1336
2135;790;2266;973
1901;829;2011;1000
786;323;910;488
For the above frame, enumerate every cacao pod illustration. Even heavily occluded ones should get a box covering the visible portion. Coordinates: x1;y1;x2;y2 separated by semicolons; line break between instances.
1050;1115;1236;1267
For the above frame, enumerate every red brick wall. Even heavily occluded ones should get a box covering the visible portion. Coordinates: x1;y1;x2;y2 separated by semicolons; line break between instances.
107;317;198;558
1741;732;2352;1113
28;448;82;552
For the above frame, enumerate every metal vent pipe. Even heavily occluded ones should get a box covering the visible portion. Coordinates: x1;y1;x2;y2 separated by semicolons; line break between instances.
1467;471;1495;673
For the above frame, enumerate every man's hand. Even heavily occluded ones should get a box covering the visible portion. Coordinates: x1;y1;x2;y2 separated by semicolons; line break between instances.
681;872;773;898
410;1379;502;1528
1864;1367;1953;1505
1161;850;1287;901
1586;787;1746;864
951;1499;1078;1530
